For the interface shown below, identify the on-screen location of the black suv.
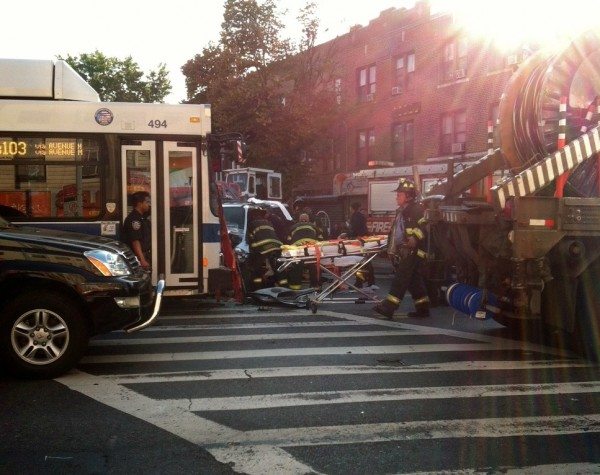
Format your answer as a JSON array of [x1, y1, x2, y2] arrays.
[[0, 214, 163, 379]]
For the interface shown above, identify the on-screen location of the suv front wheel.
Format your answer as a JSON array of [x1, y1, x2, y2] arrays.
[[0, 291, 89, 379]]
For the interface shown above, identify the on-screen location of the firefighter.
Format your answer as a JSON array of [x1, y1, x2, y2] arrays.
[[264, 207, 288, 242], [374, 177, 430, 319], [247, 208, 287, 289], [347, 201, 375, 289], [286, 213, 323, 289]]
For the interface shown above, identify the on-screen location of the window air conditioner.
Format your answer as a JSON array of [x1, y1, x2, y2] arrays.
[[366, 93, 374, 102], [451, 142, 466, 154], [455, 69, 466, 79], [391, 86, 401, 95]]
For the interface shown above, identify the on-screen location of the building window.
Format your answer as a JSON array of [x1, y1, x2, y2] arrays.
[[392, 121, 414, 164], [441, 111, 467, 155], [357, 65, 376, 102], [442, 37, 468, 82], [392, 52, 415, 94], [357, 128, 375, 165]]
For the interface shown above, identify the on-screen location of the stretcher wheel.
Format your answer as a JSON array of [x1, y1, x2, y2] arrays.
[[310, 301, 318, 314]]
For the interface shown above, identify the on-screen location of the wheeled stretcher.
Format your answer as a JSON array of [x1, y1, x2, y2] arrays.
[[277, 235, 387, 313]]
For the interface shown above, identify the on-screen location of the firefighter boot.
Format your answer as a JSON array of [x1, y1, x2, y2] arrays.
[[408, 296, 430, 318], [373, 295, 400, 320]]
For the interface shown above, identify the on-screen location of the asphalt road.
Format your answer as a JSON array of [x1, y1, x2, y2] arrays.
[[1, 270, 599, 474]]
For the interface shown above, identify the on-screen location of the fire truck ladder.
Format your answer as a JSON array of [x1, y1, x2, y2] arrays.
[[492, 125, 600, 208], [425, 149, 505, 201]]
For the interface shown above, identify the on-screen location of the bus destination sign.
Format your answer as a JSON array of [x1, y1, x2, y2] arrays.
[[0, 138, 84, 160]]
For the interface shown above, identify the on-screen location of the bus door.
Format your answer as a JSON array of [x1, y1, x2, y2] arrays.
[[121, 141, 200, 290], [162, 142, 199, 289], [121, 141, 158, 282]]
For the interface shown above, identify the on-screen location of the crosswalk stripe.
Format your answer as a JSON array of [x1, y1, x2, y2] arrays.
[[208, 414, 600, 447], [136, 321, 371, 332], [317, 311, 579, 357], [106, 360, 594, 384], [80, 342, 522, 364], [158, 311, 310, 320], [91, 330, 422, 346], [173, 381, 600, 411], [439, 463, 599, 475]]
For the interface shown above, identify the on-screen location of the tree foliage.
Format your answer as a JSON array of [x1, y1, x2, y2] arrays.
[[182, 0, 343, 198], [61, 51, 171, 103]]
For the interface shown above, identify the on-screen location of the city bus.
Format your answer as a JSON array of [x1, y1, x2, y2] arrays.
[[0, 59, 224, 295]]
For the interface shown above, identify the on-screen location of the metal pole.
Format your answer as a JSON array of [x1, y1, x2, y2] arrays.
[[554, 96, 568, 198]]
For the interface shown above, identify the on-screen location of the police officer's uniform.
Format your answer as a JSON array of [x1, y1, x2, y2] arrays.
[[122, 208, 151, 263]]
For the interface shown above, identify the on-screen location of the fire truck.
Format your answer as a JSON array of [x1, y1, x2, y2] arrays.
[[305, 160, 490, 236], [332, 163, 459, 234], [423, 30, 600, 361], [221, 167, 282, 201]]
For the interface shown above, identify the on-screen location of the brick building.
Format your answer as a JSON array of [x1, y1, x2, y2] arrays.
[[294, 0, 524, 197]]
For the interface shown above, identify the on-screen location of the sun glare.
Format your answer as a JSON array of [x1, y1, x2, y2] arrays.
[[431, 0, 600, 52]]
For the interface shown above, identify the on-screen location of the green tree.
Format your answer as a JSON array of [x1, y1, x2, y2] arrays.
[[182, 0, 343, 199], [61, 51, 171, 103]]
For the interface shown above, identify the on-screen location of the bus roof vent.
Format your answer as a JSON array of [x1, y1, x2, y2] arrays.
[[0, 59, 100, 102]]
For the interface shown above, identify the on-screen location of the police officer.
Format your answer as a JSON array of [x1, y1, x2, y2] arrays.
[[247, 208, 287, 289], [374, 177, 430, 319], [286, 213, 323, 289], [122, 191, 151, 270]]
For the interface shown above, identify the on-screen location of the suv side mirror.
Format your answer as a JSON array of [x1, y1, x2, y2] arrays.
[[229, 232, 242, 247]]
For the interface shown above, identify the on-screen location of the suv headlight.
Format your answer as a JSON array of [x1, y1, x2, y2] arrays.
[[234, 246, 248, 264], [85, 250, 131, 276]]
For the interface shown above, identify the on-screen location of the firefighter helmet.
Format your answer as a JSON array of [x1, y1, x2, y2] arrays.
[[393, 177, 416, 196]]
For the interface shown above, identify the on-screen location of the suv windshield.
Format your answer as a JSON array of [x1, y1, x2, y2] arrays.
[[223, 206, 245, 232]]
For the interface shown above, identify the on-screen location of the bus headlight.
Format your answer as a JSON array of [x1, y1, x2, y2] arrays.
[[85, 250, 131, 276]]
